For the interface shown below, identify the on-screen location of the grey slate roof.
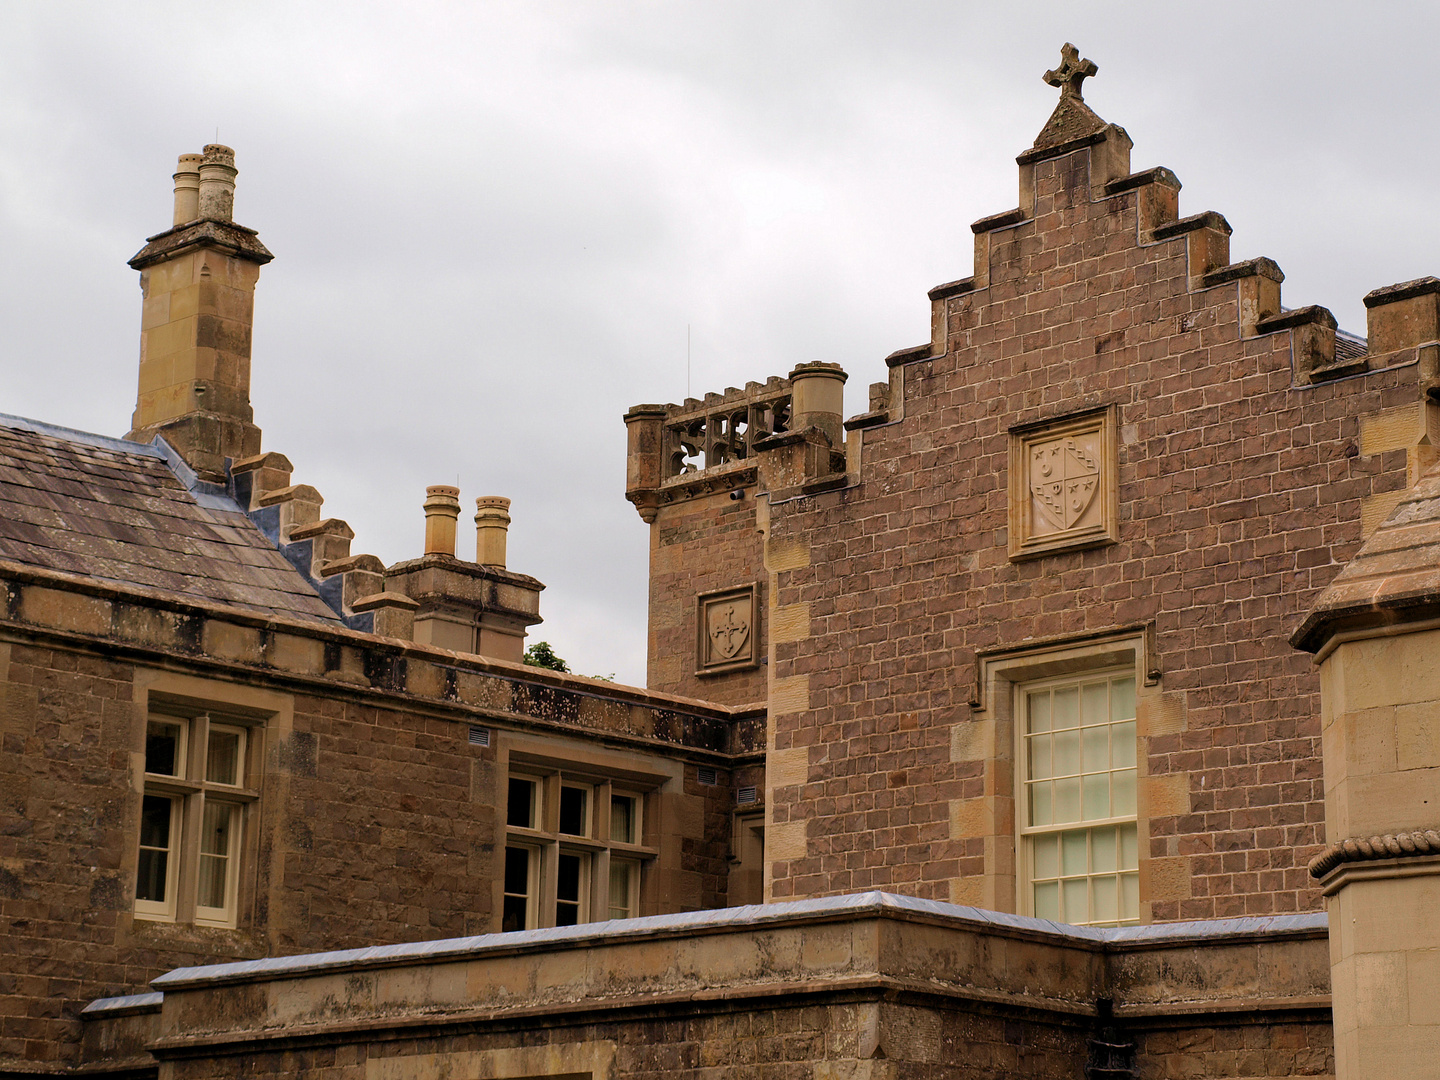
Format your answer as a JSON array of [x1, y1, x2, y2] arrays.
[[0, 415, 340, 624]]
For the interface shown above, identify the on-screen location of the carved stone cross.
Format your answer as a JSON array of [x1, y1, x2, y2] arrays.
[[1044, 43, 1097, 101]]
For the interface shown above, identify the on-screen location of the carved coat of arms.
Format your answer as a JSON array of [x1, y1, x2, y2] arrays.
[[708, 602, 751, 661], [1030, 437, 1100, 532]]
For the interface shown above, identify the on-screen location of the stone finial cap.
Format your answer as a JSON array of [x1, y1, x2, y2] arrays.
[[1029, 44, 1110, 157]]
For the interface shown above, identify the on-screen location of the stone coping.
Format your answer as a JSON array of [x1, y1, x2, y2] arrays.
[[149, 891, 1327, 992], [81, 992, 164, 1017]]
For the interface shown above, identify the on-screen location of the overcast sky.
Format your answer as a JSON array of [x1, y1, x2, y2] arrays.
[[3, 2, 1438, 685]]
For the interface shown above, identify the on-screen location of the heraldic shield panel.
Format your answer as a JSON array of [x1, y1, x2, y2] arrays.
[[1008, 406, 1119, 560], [696, 584, 761, 675]]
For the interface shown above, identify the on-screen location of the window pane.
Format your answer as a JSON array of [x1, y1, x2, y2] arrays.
[[1061, 830, 1088, 877], [610, 795, 635, 844], [503, 846, 530, 895], [1053, 777, 1080, 822], [136, 795, 173, 903], [1052, 729, 1080, 776], [1091, 826, 1117, 873], [507, 778, 535, 828], [1111, 721, 1137, 768], [1082, 773, 1110, 820], [1082, 725, 1108, 772], [1121, 873, 1140, 921], [197, 802, 234, 909], [1029, 781, 1053, 827], [1112, 769, 1137, 817], [502, 895, 528, 933], [1091, 876, 1118, 924], [556, 852, 586, 926], [1052, 687, 1079, 728], [1081, 682, 1107, 728], [1028, 734, 1051, 780], [559, 786, 588, 836], [206, 727, 242, 786], [1119, 823, 1139, 870], [1110, 677, 1136, 722], [1033, 833, 1058, 879], [609, 860, 634, 920], [145, 721, 182, 776], [1027, 691, 1051, 733], [1062, 878, 1088, 922], [1034, 881, 1060, 921]]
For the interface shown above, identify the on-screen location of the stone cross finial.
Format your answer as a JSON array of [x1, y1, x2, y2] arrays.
[[1044, 43, 1097, 101]]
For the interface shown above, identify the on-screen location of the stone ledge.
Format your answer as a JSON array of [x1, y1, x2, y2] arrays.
[[1308, 828, 1440, 878], [927, 277, 976, 302], [1255, 305, 1338, 334], [1152, 210, 1233, 241], [970, 207, 1028, 235], [1200, 256, 1285, 288], [1364, 275, 1440, 308], [1103, 165, 1181, 195], [884, 342, 932, 368]]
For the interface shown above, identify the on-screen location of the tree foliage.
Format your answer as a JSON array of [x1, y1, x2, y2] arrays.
[[523, 640, 569, 673]]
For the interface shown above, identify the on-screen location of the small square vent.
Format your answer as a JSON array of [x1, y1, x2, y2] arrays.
[[468, 726, 491, 746], [698, 766, 718, 786], [737, 786, 758, 805]]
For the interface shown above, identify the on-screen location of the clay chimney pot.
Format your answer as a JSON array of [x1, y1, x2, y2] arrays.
[[474, 496, 512, 568], [423, 485, 462, 556]]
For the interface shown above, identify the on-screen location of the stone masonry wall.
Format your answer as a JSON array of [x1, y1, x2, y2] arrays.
[[757, 136, 1421, 919], [0, 570, 749, 1071], [648, 491, 768, 706]]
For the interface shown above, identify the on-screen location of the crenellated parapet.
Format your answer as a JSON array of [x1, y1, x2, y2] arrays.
[[625, 365, 849, 523]]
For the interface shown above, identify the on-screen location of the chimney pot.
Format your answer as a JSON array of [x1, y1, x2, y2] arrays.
[[423, 485, 462, 556], [474, 497, 512, 568], [172, 154, 203, 226], [197, 144, 237, 222]]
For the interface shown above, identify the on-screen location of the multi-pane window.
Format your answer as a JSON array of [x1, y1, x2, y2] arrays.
[[1020, 672, 1139, 926], [502, 770, 652, 932], [135, 711, 255, 927]]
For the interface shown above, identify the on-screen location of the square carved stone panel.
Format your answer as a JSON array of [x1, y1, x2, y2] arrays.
[[696, 584, 760, 675], [1008, 405, 1119, 560]]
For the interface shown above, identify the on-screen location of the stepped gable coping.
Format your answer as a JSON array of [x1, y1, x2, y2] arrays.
[[927, 276, 976, 302], [1015, 127, 1114, 166], [1151, 210, 1232, 241], [1364, 275, 1440, 308], [1103, 165, 1182, 195], [1200, 257, 1286, 288], [884, 343, 932, 369], [971, 207, 1028, 235], [147, 890, 1328, 990], [1292, 459, 1440, 653], [1256, 305, 1338, 334]]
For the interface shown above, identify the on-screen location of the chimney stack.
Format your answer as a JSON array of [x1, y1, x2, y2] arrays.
[[196, 144, 237, 222], [172, 154, 202, 226], [474, 497, 511, 568], [423, 486, 462, 556], [126, 146, 273, 482]]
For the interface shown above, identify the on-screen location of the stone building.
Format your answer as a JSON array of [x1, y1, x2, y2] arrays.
[[5, 45, 1440, 1080]]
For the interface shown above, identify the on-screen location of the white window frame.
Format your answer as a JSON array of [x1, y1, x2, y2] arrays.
[[135, 711, 258, 929], [502, 767, 656, 931], [1017, 669, 1139, 926]]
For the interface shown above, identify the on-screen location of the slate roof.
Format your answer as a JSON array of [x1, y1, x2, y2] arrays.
[[1292, 459, 1440, 651], [0, 415, 340, 624]]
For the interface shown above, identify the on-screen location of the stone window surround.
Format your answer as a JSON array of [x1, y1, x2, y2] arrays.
[[967, 626, 1157, 924], [501, 744, 667, 932], [130, 671, 292, 932]]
